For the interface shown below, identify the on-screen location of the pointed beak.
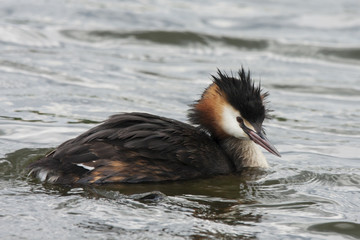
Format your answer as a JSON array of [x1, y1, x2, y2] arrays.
[[247, 130, 281, 157]]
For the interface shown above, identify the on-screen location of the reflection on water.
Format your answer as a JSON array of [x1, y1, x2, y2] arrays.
[[1, 0, 360, 239], [2, 147, 360, 239], [308, 222, 360, 239]]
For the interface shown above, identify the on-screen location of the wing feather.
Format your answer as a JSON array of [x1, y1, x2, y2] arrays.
[[29, 112, 233, 184]]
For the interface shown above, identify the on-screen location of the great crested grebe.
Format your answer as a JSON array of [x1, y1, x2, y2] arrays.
[[28, 68, 281, 185]]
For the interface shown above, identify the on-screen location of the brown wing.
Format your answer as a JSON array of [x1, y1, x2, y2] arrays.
[[29, 112, 234, 184]]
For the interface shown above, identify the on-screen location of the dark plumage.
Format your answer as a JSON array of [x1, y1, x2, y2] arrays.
[[29, 113, 233, 184], [213, 69, 269, 123], [28, 67, 280, 185]]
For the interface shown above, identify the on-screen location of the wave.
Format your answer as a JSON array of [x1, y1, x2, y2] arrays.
[[60, 29, 360, 64]]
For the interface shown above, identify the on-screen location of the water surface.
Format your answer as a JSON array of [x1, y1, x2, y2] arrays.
[[1, 0, 360, 239]]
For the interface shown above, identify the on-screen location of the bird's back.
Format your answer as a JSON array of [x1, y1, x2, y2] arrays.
[[28, 112, 234, 184]]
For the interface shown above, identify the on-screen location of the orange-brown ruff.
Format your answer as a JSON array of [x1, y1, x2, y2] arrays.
[[28, 68, 280, 185]]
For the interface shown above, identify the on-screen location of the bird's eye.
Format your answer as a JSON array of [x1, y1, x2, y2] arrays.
[[237, 117, 250, 131], [236, 116, 243, 124]]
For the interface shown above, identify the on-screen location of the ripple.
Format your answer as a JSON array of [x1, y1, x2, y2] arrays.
[[308, 221, 360, 239], [0, 25, 59, 47], [271, 84, 360, 97], [0, 148, 50, 179], [320, 47, 360, 61], [59, 29, 360, 65], [61, 29, 269, 50], [261, 170, 360, 188], [0, 115, 56, 123]]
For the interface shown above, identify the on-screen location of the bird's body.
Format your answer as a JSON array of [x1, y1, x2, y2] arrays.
[[28, 68, 280, 185]]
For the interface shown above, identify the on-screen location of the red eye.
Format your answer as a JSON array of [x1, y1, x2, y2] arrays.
[[237, 117, 250, 132], [236, 117, 243, 123]]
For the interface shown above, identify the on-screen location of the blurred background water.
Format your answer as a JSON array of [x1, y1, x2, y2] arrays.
[[0, 0, 360, 239]]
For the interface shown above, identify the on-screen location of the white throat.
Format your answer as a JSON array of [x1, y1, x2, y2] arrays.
[[219, 104, 269, 169], [221, 137, 269, 170]]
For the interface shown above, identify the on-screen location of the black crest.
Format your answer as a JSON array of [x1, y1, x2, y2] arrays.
[[213, 68, 270, 125]]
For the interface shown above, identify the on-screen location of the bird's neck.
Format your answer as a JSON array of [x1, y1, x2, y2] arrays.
[[188, 83, 230, 139], [220, 137, 269, 170]]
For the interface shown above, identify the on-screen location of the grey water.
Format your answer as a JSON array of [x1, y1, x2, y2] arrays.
[[1, 0, 360, 239]]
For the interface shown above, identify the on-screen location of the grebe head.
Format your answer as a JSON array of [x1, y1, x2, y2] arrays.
[[188, 68, 281, 157]]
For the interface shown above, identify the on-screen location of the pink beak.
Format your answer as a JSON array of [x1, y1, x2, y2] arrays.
[[247, 130, 281, 157]]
